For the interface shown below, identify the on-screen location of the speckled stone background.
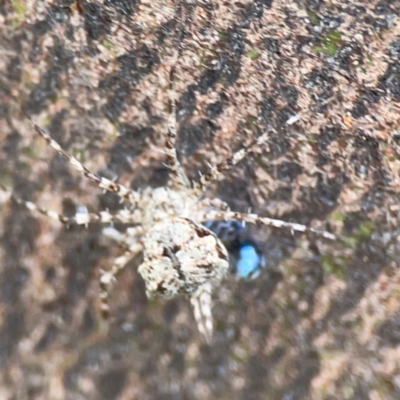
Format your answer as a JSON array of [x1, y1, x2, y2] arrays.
[[1, 1, 400, 399]]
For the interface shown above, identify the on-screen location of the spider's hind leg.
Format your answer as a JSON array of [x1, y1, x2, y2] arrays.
[[99, 242, 143, 319], [190, 282, 214, 343]]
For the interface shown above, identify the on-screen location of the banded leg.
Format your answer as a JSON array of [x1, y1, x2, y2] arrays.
[[99, 242, 143, 319], [30, 119, 141, 205], [196, 210, 336, 240], [197, 197, 230, 212], [102, 226, 144, 249], [166, 68, 190, 189], [192, 131, 271, 196], [190, 282, 213, 343], [8, 192, 142, 225]]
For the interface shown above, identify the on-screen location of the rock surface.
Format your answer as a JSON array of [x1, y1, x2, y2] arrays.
[[1, 1, 400, 399]]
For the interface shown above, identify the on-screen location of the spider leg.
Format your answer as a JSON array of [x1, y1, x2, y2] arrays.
[[103, 225, 144, 249], [165, 67, 190, 189], [30, 119, 141, 205], [197, 197, 230, 211], [190, 282, 214, 343], [7, 191, 141, 225], [99, 242, 143, 319], [193, 130, 270, 195], [196, 210, 336, 240]]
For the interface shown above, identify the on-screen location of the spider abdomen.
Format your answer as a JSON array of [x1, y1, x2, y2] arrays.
[[139, 218, 229, 298]]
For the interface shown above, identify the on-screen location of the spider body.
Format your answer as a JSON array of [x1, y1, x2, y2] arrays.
[[235, 240, 265, 280], [5, 87, 335, 342], [139, 217, 229, 298], [203, 220, 265, 279], [140, 186, 192, 222]]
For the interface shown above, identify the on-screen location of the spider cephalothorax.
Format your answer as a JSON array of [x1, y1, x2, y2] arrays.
[[6, 80, 335, 342]]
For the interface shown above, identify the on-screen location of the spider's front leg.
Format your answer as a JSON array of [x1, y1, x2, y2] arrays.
[[30, 119, 141, 206], [164, 70, 190, 189], [192, 130, 271, 196]]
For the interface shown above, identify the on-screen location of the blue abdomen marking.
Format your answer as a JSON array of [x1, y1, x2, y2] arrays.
[[235, 241, 264, 279], [203, 220, 265, 279]]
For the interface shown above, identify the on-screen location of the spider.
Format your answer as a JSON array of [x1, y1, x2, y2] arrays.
[[203, 219, 265, 279], [6, 82, 335, 342]]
